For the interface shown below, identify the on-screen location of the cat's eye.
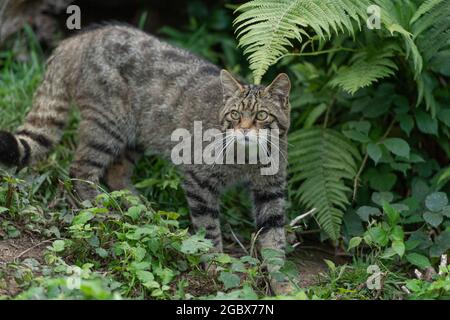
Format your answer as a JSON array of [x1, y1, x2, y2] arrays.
[[230, 110, 241, 120], [256, 111, 268, 121]]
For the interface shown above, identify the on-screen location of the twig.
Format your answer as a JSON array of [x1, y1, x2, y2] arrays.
[[352, 119, 396, 201], [228, 225, 249, 255], [250, 228, 264, 258], [14, 238, 58, 262], [323, 97, 336, 129], [290, 208, 317, 227]]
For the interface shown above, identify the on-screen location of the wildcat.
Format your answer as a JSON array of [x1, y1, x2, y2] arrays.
[[0, 25, 292, 293]]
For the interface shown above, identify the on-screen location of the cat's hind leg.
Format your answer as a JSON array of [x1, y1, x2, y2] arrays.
[[103, 149, 139, 194], [69, 113, 128, 201]]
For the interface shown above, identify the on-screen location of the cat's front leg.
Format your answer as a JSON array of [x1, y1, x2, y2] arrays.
[[183, 170, 223, 253], [252, 187, 294, 295]]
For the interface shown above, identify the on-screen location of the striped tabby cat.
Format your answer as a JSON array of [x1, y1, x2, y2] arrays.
[[0, 25, 292, 293]]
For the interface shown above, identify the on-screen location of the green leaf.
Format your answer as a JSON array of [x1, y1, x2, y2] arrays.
[[423, 211, 444, 228], [323, 259, 336, 271], [425, 192, 448, 212], [397, 114, 414, 136], [390, 226, 404, 241], [406, 253, 431, 269], [416, 111, 438, 135], [180, 234, 212, 254], [368, 226, 389, 247], [367, 143, 382, 164], [126, 205, 145, 221], [441, 206, 450, 218], [50, 240, 66, 253], [348, 237, 362, 251], [72, 210, 94, 226], [382, 138, 410, 158], [371, 192, 394, 206], [383, 203, 400, 226], [392, 240, 405, 257], [219, 272, 241, 290], [356, 206, 381, 222]]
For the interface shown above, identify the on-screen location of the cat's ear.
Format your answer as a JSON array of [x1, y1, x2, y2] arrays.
[[264, 73, 291, 99], [220, 70, 244, 99]]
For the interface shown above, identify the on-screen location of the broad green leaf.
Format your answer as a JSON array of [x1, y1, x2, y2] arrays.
[[368, 226, 389, 246], [425, 192, 448, 212], [390, 225, 404, 241], [72, 210, 94, 225], [383, 203, 400, 226], [371, 192, 394, 206], [392, 240, 405, 257], [367, 143, 382, 164], [219, 272, 240, 290], [348, 237, 362, 251], [423, 211, 444, 227], [416, 111, 438, 135], [382, 138, 410, 158], [406, 253, 431, 269], [51, 240, 66, 252], [356, 206, 381, 222]]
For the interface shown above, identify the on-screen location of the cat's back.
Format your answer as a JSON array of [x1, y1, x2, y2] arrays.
[[55, 24, 220, 90]]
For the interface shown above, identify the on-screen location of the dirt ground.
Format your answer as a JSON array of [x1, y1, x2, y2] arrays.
[[0, 233, 347, 297], [0, 234, 48, 297]]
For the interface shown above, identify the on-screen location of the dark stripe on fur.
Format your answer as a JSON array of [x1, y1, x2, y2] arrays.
[[253, 190, 285, 203], [185, 190, 206, 204], [16, 129, 52, 149], [0, 131, 20, 166], [27, 115, 65, 130], [184, 171, 220, 195], [256, 214, 285, 232], [74, 158, 105, 170], [87, 141, 117, 157], [19, 138, 31, 165], [84, 116, 126, 144], [190, 203, 219, 218]]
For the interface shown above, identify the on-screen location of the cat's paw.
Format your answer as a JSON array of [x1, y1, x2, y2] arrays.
[[270, 279, 295, 296], [201, 261, 218, 276]]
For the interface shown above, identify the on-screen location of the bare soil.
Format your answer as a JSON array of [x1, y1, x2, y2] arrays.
[[0, 234, 47, 297]]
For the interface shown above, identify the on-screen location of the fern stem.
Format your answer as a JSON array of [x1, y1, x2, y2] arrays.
[[323, 97, 336, 128], [352, 118, 396, 201], [276, 47, 358, 63]]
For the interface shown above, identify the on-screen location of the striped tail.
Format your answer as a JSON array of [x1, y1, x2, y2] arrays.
[[0, 61, 70, 167]]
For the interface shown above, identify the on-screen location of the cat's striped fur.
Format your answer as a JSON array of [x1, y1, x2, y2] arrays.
[[0, 25, 291, 291]]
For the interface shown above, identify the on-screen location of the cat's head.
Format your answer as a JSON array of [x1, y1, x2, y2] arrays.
[[219, 70, 290, 146]]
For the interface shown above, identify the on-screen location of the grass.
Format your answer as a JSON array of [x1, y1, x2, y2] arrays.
[[0, 31, 449, 300]]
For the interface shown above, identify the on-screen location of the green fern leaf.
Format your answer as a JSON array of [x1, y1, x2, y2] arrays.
[[330, 45, 398, 95], [289, 128, 361, 240], [410, 0, 445, 24], [234, 0, 370, 84]]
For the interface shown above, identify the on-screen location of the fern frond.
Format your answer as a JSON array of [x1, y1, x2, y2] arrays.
[[374, 0, 423, 78], [410, 0, 445, 24], [288, 128, 361, 240], [412, 0, 450, 63], [234, 0, 370, 84], [330, 45, 398, 95]]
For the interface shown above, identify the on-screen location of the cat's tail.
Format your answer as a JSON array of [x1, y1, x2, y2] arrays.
[[0, 55, 71, 168]]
